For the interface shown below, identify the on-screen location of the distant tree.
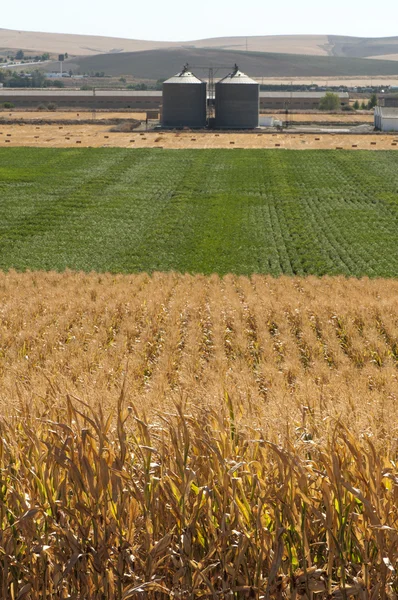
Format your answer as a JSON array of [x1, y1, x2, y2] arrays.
[[319, 92, 341, 111], [368, 93, 378, 109], [5, 74, 30, 87], [41, 53, 50, 61], [353, 100, 360, 110], [3, 102, 14, 109], [126, 82, 148, 90], [119, 76, 126, 83], [65, 52, 68, 59], [31, 70, 46, 87], [361, 101, 367, 110], [15, 50, 24, 60]]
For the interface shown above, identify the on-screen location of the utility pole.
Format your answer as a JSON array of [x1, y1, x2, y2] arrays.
[[92, 87, 96, 120], [207, 67, 215, 123]]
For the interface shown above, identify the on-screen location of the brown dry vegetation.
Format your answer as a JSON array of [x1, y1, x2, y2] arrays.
[[1, 271, 398, 598]]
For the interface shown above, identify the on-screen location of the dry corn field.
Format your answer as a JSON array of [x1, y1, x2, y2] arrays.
[[1, 271, 398, 599]]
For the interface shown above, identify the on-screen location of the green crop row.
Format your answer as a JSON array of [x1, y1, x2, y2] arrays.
[[0, 148, 397, 276]]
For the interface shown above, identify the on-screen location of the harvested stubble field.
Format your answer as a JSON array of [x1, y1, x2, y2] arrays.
[[268, 113, 374, 124], [1, 148, 398, 276], [0, 271, 398, 598], [0, 111, 373, 124], [0, 125, 397, 150], [0, 110, 146, 121]]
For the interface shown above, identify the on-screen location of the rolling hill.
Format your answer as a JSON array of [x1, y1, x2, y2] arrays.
[[52, 47, 398, 80], [2, 28, 398, 60]]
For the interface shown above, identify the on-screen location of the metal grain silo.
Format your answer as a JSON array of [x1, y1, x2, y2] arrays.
[[215, 65, 259, 129], [162, 65, 207, 128]]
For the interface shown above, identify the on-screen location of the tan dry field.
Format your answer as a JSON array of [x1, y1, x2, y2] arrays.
[[1, 123, 397, 149], [259, 76, 398, 85], [280, 112, 373, 123], [0, 110, 147, 121], [1, 274, 398, 598], [372, 53, 398, 61], [0, 110, 373, 124], [0, 30, 332, 57], [3, 29, 398, 61], [0, 28, 174, 56]]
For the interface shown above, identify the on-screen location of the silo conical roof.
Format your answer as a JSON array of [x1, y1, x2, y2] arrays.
[[217, 64, 258, 85], [162, 64, 207, 128], [164, 65, 204, 85]]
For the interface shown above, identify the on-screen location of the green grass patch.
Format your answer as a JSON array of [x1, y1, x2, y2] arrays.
[[1, 147, 398, 276]]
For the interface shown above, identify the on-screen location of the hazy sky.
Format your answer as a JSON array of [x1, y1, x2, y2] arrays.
[[3, 0, 398, 41]]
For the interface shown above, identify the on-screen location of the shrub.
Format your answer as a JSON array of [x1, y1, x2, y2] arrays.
[[109, 120, 141, 132], [3, 102, 14, 109], [319, 92, 341, 111]]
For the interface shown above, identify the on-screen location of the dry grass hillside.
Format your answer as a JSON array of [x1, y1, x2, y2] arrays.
[[2, 28, 398, 59], [0, 271, 398, 598], [0, 28, 174, 56]]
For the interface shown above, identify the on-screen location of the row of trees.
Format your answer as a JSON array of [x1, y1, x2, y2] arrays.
[[0, 70, 64, 88], [14, 50, 69, 61], [352, 95, 377, 110], [318, 92, 378, 111], [0, 52, 51, 63]]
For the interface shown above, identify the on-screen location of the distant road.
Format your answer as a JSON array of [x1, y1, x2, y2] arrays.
[[0, 60, 49, 69]]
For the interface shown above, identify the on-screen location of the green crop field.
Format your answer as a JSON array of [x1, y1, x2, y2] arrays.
[[1, 147, 398, 276]]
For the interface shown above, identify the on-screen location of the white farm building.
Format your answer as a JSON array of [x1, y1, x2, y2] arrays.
[[374, 106, 398, 132]]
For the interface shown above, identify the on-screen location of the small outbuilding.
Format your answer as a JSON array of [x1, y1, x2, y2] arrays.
[[378, 94, 398, 108], [374, 106, 398, 132]]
